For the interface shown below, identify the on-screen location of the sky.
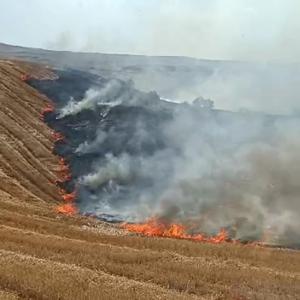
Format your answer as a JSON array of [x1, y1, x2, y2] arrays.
[[0, 0, 299, 62]]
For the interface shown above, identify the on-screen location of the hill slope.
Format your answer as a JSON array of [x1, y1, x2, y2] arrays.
[[0, 60, 299, 300], [1, 42, 300, 114]]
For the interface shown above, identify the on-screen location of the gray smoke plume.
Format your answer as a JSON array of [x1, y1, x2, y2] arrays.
[[63, 82, 300, 246], [58, 79, 125, 118]]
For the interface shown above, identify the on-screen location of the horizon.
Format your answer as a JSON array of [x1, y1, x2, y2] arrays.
[[1, 0, 300, 63], [1, 41, 300, 65]]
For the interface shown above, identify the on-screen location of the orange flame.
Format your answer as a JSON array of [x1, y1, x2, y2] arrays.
[[56, 203, 77, 216], [51, 131, 65, 142], [61, 191, 76, 202], [56, 158, 72, 181], [40, 104, 54, 121], [121, 218, 228, 244], [40, 101, 78, 217], [42, 104, 54, 114], [57, 164, 69, 173]]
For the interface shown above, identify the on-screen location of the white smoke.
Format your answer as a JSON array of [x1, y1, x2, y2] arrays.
[[75, 129, 107, 154], [76, 102, 300, 244], [58, 79, 124, 118], [81, 153, 134, 189], [52, 70, 300, 245]]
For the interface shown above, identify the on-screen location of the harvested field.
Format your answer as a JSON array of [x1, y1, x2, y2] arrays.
[[0, 59, 299, 300]]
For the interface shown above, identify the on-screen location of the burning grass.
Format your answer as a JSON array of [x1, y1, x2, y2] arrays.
[[51, 131, 65, 143], [0, 193, 299, 299], [0, 222, 299, 299], [55, 203, 78, 215], [41, 103, 54, 116], [40, 103, 78, 217], [122, 218, 228, 244]]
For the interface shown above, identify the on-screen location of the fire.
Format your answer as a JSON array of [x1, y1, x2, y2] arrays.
[[56, 203, 77, 216], [43, 104, 54, 114], [56, 156, 77, 213], [57, 158, 72, 181], [56, 189, 77, 215], [61, 191, 76, 202], [59, 157, 67, 166], [39, 101, 78, 217], [21, 74, 31, 81], [40, 104, 54, 120], [121, 218, 228, 244], [51, 131, 65, 142], [58, 164, 70, 173]]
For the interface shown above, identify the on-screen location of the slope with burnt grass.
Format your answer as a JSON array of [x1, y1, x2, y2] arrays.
[[0, 59, 299, 300]]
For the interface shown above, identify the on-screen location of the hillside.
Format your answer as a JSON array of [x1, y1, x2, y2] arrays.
[[0, 59, 299, 299], [1, 42, 300, 114]]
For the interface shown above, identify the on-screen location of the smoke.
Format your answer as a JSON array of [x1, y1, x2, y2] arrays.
[[76, 129, 107, 154], [3, 1, 300, 114], [58, 79, 300, 245], [58, 77, 164, 119], [42, 1, 299, 115], [152, 111, 300, 243], [128, 61, 300, 114], [58, 79, 125, 118], [27, 65, 298, 247]]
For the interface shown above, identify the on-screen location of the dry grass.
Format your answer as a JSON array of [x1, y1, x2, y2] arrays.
[[0, 250, 195, 300], [0, 59, 299, 299], [0, 209, 299, 299], [0, 290, 19, 300]]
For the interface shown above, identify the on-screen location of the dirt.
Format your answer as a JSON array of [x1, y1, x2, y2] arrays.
[[0, 59, 299, 300]]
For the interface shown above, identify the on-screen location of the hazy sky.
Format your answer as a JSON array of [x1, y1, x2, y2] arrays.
[[0, 0, 299, 62]]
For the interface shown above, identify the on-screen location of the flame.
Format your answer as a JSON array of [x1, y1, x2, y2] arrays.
[[51, 131, 65, 142], [56, 189, 77, 215], [43, 104, 54, 114], [59, 157, 67, 166], [56, 156, 77, 211], [61, 191, 76, 202], [57, 158, 72, 181], [121, 218, 228, 244], [39, 102, 78, 217], [56, 203, 77, 215], [40, 104, 54, 120], [21, 74, 31, 81]]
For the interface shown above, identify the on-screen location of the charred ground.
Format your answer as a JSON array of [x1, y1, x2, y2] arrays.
[[28, 68, 300, 249]]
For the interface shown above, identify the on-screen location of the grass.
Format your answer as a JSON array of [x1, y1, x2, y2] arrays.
[[0, 221, 299, 299], [0, 250, 193, 300]]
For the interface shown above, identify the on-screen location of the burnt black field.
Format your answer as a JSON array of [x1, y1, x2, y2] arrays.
[[29, 69, 176, 220], [28, 69, 300, 247], [28, 69, 256, 217]]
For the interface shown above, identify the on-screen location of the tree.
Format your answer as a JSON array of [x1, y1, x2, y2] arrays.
[[192, 97, 214, 110]]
